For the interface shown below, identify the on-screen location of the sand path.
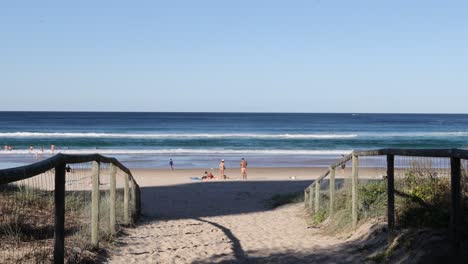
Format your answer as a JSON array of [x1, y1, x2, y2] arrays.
[[107, 170, 372, 263]]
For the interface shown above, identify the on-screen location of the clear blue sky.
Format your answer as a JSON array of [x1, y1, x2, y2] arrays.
[[1, 1, 467, 113]]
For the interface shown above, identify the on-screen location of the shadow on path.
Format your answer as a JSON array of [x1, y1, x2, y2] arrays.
[[195, 218, 248, 263], [139, 180, 311, 220]]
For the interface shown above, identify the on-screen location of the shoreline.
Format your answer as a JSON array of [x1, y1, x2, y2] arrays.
[[129, 167, 386, 188], [0, 154, 374, 170]]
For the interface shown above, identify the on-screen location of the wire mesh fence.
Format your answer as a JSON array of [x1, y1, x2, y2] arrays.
[[307, 155, 388, 232], [0, 170, 55, 263], [64, 162, 93, 263], [461, 159, 468, 239], [115, 168, 127, 227], [305, 159, 353, 229], [305, 150, 467, 246], [0, 155, 140, 263], [393, 156, 451, 229], [357, 155, 387, 222]]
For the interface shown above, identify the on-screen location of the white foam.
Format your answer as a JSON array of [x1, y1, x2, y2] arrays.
[[362, 132, 468, 137], [0, 132, 358, 139], [2, 131, 466, 139], [0, 148, 352, 156]]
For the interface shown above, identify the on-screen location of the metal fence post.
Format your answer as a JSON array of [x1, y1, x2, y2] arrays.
[[450, 157, 462, 250], [387, 154, 395, 241], [109, 164, 117, 233], [352, 154, 359, 228], [329, 167, 335, 215], [54, 163, 66, 264], [91, 161, 100, 248]]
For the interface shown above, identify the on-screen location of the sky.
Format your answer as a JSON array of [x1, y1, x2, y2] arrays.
[[0, 1, 467, 113]]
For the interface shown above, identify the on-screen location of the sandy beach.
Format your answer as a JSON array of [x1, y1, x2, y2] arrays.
[[106, 167, 385, 263]]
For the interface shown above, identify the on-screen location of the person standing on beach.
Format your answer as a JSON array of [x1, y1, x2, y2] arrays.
[[219, 159, 226, 179], [169, 159, 174, 170], [240, 158, 248, 180]]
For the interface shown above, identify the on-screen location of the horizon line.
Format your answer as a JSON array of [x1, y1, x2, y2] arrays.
[[0, 110, 467, 115]]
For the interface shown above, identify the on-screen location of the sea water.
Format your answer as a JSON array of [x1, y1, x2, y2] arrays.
[[0, 112, 468, 168]]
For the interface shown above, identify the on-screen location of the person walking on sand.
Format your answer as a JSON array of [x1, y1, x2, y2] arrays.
[[219, 159, 226, 179], [240, 158, 248, 180], [169, 159, 174, 170]]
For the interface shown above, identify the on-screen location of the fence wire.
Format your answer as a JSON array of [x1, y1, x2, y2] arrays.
[[98, 162, 111, 243], [1, 160, 138, 263], [0, 170, 55, 263], [307, 155, 457, 233], [115, 168, 126, 227], [63, 161, 94, 263], [394, 156, 451, 229], [307, 159, 356, 231], [357, 155, 387, 221], [461, 159, 468, 239]]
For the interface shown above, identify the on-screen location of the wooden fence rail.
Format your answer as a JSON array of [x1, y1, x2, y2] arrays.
[[304, 148, 466, 247], [0, 153, 141, 264]]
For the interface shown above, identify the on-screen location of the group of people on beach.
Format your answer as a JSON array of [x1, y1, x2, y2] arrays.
[[3, 145, 14, 151], [172, 157, 249, 180], [28, 144, 56, 154], [3, 144, 56, 154], [203, 158, 248, 180], [3, 144, 57, 161]]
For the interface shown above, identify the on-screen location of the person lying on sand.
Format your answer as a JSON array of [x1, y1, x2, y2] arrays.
[[202, 171, 216, 180]]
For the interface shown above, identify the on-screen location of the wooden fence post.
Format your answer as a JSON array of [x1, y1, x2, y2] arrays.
[[450, 157, 462, 250], [130, 179, 137, 221], [54, 163, 66, 264], [109, 164, 117, 234], [352, 154, 359, 228], [124, 173, 130, 225], [91, 161, 100, 248], [304, 189, 309, 207], [309, 184, 314, 211], [329, 167, 335, 215], [387, 155, 395, 241], [135, 183, 141, 218], [315, 179, 320, 212]]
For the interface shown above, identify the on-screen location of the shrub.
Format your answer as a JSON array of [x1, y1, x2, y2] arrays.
[[312, 210, 328, 225], [396, 166, 451, 228], [358, 180, 387, 219]]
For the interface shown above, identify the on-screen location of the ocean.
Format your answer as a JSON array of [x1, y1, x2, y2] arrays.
[[1, 112, 468, 169]]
